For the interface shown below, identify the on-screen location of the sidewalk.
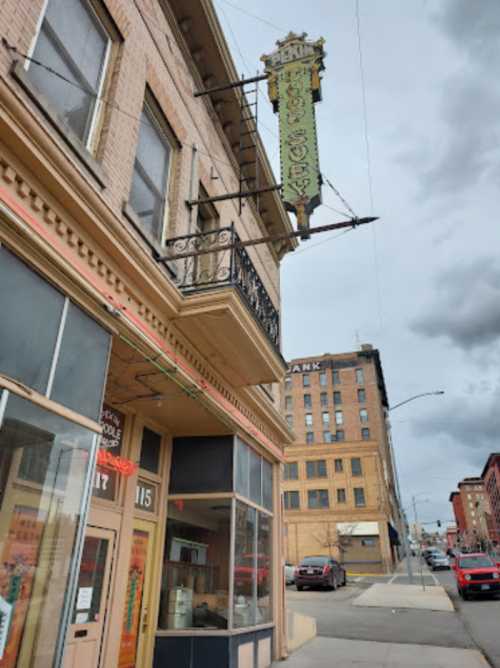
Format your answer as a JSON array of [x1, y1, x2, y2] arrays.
[[275, 636, 489, 667]]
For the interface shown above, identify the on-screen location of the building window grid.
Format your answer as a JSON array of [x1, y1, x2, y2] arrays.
[[354, 487, 366, 507], [306, 460, 327, 479], [283, 462, 298, 480], [284, 491, 300, 510], [351, 458, 363, 476], [308, 489, 329, 509]]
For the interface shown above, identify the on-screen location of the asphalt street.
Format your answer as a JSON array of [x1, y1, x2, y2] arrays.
[[286, 559, 500, 667], [433, 567, 500, 668]]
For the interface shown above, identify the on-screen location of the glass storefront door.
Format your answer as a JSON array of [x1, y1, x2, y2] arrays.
[[63, 527, 115, 668], [0, 391, 97, 668]]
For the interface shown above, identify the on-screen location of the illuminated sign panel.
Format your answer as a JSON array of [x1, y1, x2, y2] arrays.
[[262, 32, 325, 237]]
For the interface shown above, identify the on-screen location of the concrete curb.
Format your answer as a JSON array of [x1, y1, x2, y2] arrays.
[[353, 583, 454, 612]]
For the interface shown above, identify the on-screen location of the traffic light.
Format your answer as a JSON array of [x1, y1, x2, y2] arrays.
[[437, 520, 441, 528]]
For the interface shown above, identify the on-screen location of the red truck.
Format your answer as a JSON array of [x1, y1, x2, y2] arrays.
[[453, 552, 500, 600]]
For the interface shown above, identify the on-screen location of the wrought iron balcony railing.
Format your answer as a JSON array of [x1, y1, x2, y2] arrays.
[[164, 225, 280, 351]]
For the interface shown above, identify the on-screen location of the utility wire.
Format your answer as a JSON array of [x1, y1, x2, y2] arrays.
[[355, 0, 383, 331], [323, 175, 357, 218], [0, 36, 238, 171], [217, 0, 285, 33]]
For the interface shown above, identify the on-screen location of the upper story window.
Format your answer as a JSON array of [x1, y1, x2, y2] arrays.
[[286, 414, 293, 428], [361, 428, 370, 440], [332, 369, 340, 385], [354, 487, 366, 507], [359, 408, 369, 423], [284, 491, 300, 510], [322, 412, 330, 425], [306, 460, 327, 479], [355, 368, 364, 384], [28, 0, 112, 148], [308, 489, 329, 509], [335, 429, 345, 441], [306, 431, 314, 445], [304, 394, 312, 409], [323, 430, 332, 443], [303, 373, 310, 387], [319, 371, 327, 386], [305, 413, 313, 427], [129, 99, 175, 243], [333, 391, 342, 405], [351, 458, 363, 476], [358, 389, 366, 403], [285, 396, 293, 411], [320, 392, 328, 407], [335, 410, 343, 425], [283, 462, 298, 480], [334, 458, 343, 473], [285, 376, 292, 391]]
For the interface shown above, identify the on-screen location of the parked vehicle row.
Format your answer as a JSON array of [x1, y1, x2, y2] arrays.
[[422, 548, 451, 571], [284, 556, 347, 590]]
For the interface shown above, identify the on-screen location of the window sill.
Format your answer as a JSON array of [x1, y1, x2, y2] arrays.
[[155, 622, 275, 637], [122, 202, 176, 279], [11, 61, 106, 189]]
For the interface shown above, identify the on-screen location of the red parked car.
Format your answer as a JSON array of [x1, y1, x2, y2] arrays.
[[453, 552, 500, 600]]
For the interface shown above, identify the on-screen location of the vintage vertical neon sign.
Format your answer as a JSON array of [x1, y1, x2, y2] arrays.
[[261, 33, 325, 238]]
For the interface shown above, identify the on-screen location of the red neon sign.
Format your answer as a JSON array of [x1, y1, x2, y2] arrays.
[[97, 449, 137, 477]]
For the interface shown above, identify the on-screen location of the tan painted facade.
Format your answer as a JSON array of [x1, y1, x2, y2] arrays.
[[0, 2, 295, 667], [281, 348, 402, 574]]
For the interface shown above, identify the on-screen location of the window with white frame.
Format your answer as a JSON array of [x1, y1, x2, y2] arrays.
[[335, 410, 343, 425], [322, 412, 330, 425], [305, 413, 313, 427], [28, 0, 112, 147], [359, 408, 369, 423], [129, 100, 174, 243], [319, 371, 327, 386], [355, 368, 364, 384]]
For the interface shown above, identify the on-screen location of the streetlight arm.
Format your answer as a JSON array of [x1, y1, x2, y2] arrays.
[[389, 391, 444, 412]]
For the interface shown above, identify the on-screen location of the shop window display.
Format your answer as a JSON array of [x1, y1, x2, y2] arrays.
[[160, 436, 275, 634], [158, 499, 230, 630]]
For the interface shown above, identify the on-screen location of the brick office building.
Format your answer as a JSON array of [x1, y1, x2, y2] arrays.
[[281, 346, 402, 574], [450, 478, 495, 550], [0, 1, 296, 667], [449, 491, 467, 537], [482, 454, 500, 545]]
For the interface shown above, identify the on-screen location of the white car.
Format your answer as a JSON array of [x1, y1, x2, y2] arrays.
[[284, 562, 296, 585]]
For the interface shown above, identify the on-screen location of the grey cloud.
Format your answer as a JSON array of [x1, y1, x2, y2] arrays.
[[410, 388, 500, 468], [435, 0, 500, 70], [410, 1, 500, 197], [411, 256, 500, 350]]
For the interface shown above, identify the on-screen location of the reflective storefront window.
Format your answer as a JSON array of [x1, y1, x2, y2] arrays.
[[158, 499, 231, 630], [161, 437, 275, 635], [0, 392, 96, 668]]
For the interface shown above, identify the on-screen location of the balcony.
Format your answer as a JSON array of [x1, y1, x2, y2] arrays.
[[164, 225, 285, 386]]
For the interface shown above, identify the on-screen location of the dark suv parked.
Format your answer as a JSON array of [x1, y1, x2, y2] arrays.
[[295, 556, 346, 591]]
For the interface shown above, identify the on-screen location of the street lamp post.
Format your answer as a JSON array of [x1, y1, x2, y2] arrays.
[[388, 390, 444, 585]]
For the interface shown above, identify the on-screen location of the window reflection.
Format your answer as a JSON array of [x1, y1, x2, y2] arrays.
[[158, 499, 230, 630], [0, 393, 95, 667]]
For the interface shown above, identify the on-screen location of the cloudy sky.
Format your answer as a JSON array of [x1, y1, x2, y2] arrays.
[[214, 0, 500, 529]]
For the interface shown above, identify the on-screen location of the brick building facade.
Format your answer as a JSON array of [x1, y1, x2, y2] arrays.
[[0, 1, 295, 667], [281, 346, 402, 574], [482, 454, 500, 545]]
